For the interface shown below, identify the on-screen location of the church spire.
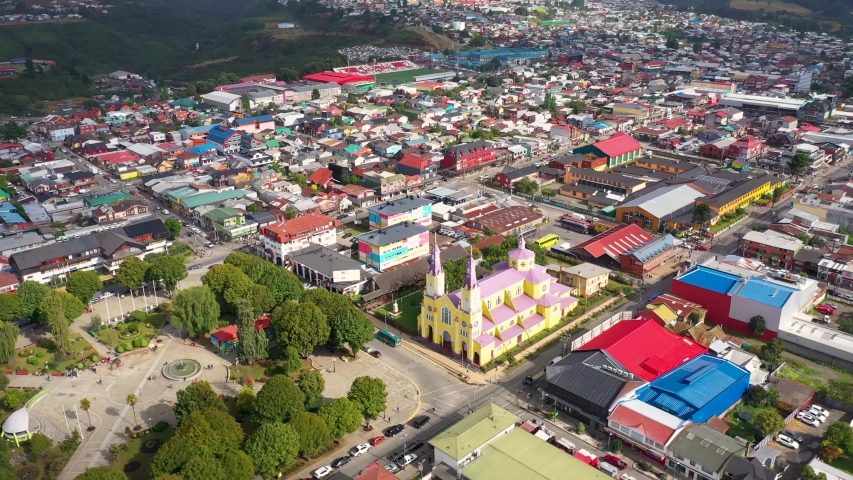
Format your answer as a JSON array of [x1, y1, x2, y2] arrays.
[[464, 252, 478, 289], [428, 236, 443, 275]]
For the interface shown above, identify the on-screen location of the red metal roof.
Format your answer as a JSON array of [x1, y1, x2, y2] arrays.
[[302, 72, 374, 84], [212, 325, 238, 343], [308, 168, 334, 187], [578, 319, 707, 381], [591, 132, 642, 158], [609, 403, 677, 445], [569, 224, 654, 260]]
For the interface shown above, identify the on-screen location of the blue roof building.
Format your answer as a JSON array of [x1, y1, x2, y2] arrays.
[[635, 355, 749, 423], [675, 266, 741, 295]]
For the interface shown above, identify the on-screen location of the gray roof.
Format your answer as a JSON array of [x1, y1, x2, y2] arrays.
[[356, 223, 430, 247], [545, 350, 645, 411], [619, 185, 705, 219], [11, 236, 101, 270], [289, 244, 368, 283], [724, 456, 778, 480], [0, 232, 46, 253], [563, 263, 611, 279], [368, 197, 433, 217], [669, 425, 746, 474], [704, 175, 775, 208]]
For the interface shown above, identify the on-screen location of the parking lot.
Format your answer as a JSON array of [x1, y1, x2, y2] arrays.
[[812, 296, 853, 330], [767, 406, 846, 467]]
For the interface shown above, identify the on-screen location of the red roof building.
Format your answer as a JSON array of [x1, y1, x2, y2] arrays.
[[302, 72, 374, 84], [98, 151, 142, 166], [577, 319, 707, 381], [308, 168, 334, 189], [573, 132, 642, 168], [609, 401, 680, 449], [568, 224, 655, 262], [260, 212, 339, 265]]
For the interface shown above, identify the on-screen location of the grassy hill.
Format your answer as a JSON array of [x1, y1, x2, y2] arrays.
[[388, 26, 456, 52]]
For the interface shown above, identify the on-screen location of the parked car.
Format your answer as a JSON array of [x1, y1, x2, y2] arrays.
[[817, 305, 836, 314], [603, 455, 628, 470], [189, 264, 202, 270], [370, 436, 386, 446], [384, 463, 400, 474], [797, 411, 820, 427], [331, 456, 352, 468], [398, 453, 419, 467], [343, 232, 353, 239], [696, 245, 710, 251], [384, 424, 405, 437], [807, 407, 828, 422], [349, 443, 371, 457], [776, 434, 800, 449], [823, 303, 839, 309], [312, 466, 333, 479], [388, 449, 405, 462], [781, 429, 804, 443], [843, 293, 853, 301], [413, 415, 431, 429]]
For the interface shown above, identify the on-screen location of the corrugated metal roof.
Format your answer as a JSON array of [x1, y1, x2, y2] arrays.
[[734, 277, 795, 308], [619, 185, 705, 219], [676, 266, 741, 295]]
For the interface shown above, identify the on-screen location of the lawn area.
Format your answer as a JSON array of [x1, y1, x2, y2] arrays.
[[374, 291, 423, 332], [776, 360, 825, 390], [725, 404, 784, 443], [346, 223, 369, 236], [95, 313, 168, 349], [111, 425, 176, 480], [374, 67, 440, 84], [7, 334, 99, 373], [830, 456, 853, 475], [711, 212, 747, 233]]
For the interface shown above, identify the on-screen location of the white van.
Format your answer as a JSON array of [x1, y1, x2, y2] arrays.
[[599, 463, 619, 478], [162, 209, 170, 215]]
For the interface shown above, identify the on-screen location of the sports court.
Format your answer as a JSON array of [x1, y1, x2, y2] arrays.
[[374, 67, 438, 84]]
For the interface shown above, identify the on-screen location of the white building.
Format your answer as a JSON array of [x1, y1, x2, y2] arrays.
[[259, 212, 338, 265], [200, 91, 243, 112]]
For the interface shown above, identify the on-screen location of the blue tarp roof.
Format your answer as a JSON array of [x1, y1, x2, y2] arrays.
[[0, 212, 26, 224], [677, 266, 741, 295]]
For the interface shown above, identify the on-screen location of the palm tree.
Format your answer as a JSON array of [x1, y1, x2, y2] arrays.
[[126, 393, 139, 429], [80, 398, 93, 430]]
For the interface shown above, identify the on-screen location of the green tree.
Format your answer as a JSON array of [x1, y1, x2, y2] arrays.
[[311, 89, 320, 100], [347, 376, 387, 427], [754, 409, 784, 436], [36, 290, 84, 324], [298, 370, 326, 410], [5, 388, 26, 409], [244, 422, 300, 478], [0, 372, 8, 390], [822, 444, 844, 462], [173, 380, 227, 421], [74, 467, 129, 480], [270, 301, 330, 356], [839, 316, 853, 334], [114, 257, 149, 290], [666, 37, 679, 49], [318, 397, 362, 439], [126, 393, 139, 428], [241, 94, 252, 112], [179, 456, 224, 480], [237, 300, 268, 365], [236, 386, 256, 414], [80, 397, 93, 428], [692, 42, 702, 54], [164, 218, 182, 240], [29, 432, 52, 457], [0, 121, 28, 141], [749, 315, 766, 338], [771, 186, 786, 204], [471, 35, 487, 47], [247, 203, 259, 213], [788, 152, 811, 179], [758, 339, 785, 372], [244, 284, 275, 317], [16, 281, 49, 320], [0, 322, 19, 364], [609, 438, 623, 453], [146, 256, 187, 292], [289, 411, 332, 458], [824, 421, 853, 451], [0, 293, 20, 323], [766, 387, 781, 407], [284, 205, 299, 219], [300, 289, 372, 354], [65, 270, 103, 304], [40, 292, 71, 353], [221, 450, 255, 480], [802, 465, 829, 480], [171, 286, 220, 339], [254, 375, 305, 423], [203, 264, 250, 298], [283, 346, 303, 374], [687, 311, 702, 324], [691, 203, 714, 227]]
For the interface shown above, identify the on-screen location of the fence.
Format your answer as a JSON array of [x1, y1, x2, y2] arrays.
[[753, 406, 800, 450], [514, 192, 617, 221], [570, 310, 634, 351], [816, 393, 853, 414]]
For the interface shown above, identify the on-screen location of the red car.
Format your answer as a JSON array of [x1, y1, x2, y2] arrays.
[[370, 436, 385, 446], [696, 245, 710, 251], [817, 305, 835, 314], [103, 174, 111, 179], [602, 454, 628, 470]]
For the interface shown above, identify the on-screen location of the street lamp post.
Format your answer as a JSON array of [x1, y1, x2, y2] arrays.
[[141, 283, 148, 310]]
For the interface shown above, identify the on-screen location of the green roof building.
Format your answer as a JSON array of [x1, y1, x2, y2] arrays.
[[667, 424, 747, 480], [430, 403, 612, 480], [84, 191, 133, 208], [179, 189, 247, 211], [203, 207, 257, 240]]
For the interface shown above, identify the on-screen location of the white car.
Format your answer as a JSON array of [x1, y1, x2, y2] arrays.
[[797, 411, 820, 427], [776, 434, 799, 449], [810, 405, 830, 417], [349, 443, 371, 457], [78, 188, 89, 193], [398, 453, 419, 467], [67, 192, 79, 197], [384, 463, 400, 474], [312, 466, 333, 479], [101, 292, 114, 299], [808, 407, 828, 422]]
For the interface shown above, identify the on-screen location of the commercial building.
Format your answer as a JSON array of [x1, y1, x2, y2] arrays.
[[360, 171, 406, 200], [695, 175, 780, 219], [563, 168, 647, 195], [718, 94, 807, 119], [368, 197, 432, 229], [572, 132, 643, 168], [10, 219, 170, 284], [441, 141, 498, 172], [428, 403, 611, 480], [667, 424, 747, 480], [202, 207, 257, 241], [260, 212, 339, 265], [287, 244, 372, 295], [620, 234, 678, 277], [200, 91, 242, 112], [616, 185, 706, 232], [671, 263, 820, 340], [548, 263, 611, 297], [417, 237, 577, 365], [463, 206, 543, 236], [739, 230, 803, 270], [355, 222, 430, 272], [568, 224, 655, 263]]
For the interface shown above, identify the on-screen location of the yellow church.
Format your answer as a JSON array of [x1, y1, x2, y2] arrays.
[[418, 237, 579, 366]]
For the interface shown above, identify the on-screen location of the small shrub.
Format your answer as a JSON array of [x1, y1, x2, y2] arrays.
[[122, 343, 133, 351], [638, 462, 653, 472], [91, 354, 99, 362], [137, 338, 148, 347], [132, 338, 142, 348], [76, 363, 83, 370], [152, 421, 168, 433], [130, 310, 147, 322], [116, 346, 124, 353], [35, 352, 45, 358], [27, 356, 40, 366], [577, 423, 586, 434]]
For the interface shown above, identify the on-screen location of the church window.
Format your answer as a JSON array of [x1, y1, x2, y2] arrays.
[[441, 307, 452, 326]]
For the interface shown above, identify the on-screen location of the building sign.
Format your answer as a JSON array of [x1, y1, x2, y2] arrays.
[[333, 269, 361, 283]]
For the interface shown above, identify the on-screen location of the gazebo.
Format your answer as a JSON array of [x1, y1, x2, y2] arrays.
[[3, 389, 49, 446]]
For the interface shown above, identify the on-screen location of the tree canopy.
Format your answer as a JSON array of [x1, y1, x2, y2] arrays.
[[347, 376, 387, 427], [749, 315, 766, 338], [270, 301, 330, 356], [65, 270, 103, 304], [300, 289, 373, 354], [691, 203, 714, 227], [0, 293, 20, 322], [146, 256, 188, 292], [16, 281, 49, 320], [171, 286, 220, 339], [173, 380, 227, 421], [164, 218, 182, 239], [244, 422, 300, 479], [318, 397, 362, 439], [298, 370, 325, 410], [114, 257, 149, 290], [75, 467, 130, 480], [254, 375, 305, 424], [37, 290, 84, 324], [289, 412, 333, 458], [0, 322, 19, 364], [789, 152, 811, 178]]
